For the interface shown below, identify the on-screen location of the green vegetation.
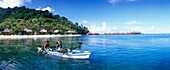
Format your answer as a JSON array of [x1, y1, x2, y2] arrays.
[[0, 6, 89, 35]]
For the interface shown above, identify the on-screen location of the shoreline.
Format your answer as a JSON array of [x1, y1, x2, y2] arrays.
[[0, 34, 82, 38]]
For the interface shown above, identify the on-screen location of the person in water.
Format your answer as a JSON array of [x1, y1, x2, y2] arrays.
[[56, 41, 64, 51], [44, 41, 51, 51]]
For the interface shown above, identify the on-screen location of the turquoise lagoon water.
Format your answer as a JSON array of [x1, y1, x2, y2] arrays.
[[0, 34, 170, 70]]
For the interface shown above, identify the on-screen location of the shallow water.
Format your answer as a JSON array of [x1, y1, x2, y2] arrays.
[[0, 34, 170, 70]]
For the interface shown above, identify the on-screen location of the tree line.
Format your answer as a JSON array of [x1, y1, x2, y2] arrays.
[[0, 6, 89, 35]]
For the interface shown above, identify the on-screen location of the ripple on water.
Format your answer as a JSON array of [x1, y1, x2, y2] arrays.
[[0, 35, 170, 69]]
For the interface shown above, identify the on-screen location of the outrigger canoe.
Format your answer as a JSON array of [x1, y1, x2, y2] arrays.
[[37, 47, 91, 59]]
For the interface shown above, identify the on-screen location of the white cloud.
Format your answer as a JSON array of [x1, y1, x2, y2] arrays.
[[78, 20, 88, 25], [132, 27, 144, 32], [89, 22, 114, 33], [82, 20, 88, 24], [36, 7, 41, 10], [42, 7, 55, 12], [90, 24, 100, 32], [108, 0, 137, 6], [151, 26, 155, 30], [108, 0, 119, 6], [36, 7, 55, 12], [78, 22, 82, 25], [126, 21, 143, 24], [0, 0, 31, 8], [101, 22, 106, 31], [112, 27, 117, 29], [132, 26, 160, 33]]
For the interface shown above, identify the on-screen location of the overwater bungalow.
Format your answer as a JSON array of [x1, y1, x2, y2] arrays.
[[122, 33, 125, 35], [87, 33, 93, 35], [112, 33, 116, 34], [125, 32, 142, 34], [109, 32, 142, 35], [93, 33, 99, 35], [108, 33, 112, 35]]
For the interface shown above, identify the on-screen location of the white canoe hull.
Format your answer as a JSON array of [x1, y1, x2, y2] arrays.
[[37, 47, 91, 59]]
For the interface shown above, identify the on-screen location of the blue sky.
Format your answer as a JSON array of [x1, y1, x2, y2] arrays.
[[0, 0, 170, 33]]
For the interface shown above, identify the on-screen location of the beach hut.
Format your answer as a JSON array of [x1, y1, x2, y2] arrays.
[[26, 29, 32, 35], [23, 28, 32, 35], [34, 32, 37, 35], [67, 30, 76, 33], [26, 29, 32, 33], [2, 29, 10, 35], [54, 30, 59, 33], [40, 29, 47, 34], [40, 29, 47, 33], [24, 28, 32, 32], [53, 30, 59, 34], [2, 29, 10, 33], [24, 28, 28, 31], [67, 30, 76, 34]]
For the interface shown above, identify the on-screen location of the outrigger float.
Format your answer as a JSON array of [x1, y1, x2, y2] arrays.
[[37, 47, 91, 59]]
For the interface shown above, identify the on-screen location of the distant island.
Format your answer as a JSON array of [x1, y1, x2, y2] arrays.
[[0, 6, 89, 35]]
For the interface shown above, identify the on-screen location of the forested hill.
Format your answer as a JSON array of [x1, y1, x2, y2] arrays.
[[0, 6, 89, 35]]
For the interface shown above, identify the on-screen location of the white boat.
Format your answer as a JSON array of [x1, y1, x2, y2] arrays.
[[37, 47, 91, 59]]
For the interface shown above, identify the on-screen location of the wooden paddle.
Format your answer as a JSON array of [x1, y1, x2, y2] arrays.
[[39, 50, 44, 55]]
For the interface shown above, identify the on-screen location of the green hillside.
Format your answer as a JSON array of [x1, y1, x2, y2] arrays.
[[0, 6, 89, 35]]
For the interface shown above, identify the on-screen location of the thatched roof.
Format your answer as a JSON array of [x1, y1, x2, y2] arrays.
[[24, 28, 28, 31], [2, 29, 10, 33], [24, 28, 32, 32], [40, 29, 47, 32], [26, 29, 32, 32], [67, 30, 76, 33], [54, 30, 59, 33]]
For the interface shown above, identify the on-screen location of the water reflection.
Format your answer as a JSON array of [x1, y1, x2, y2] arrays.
[[1, 35, 170, 69], [0, 60, 23, 70], [0, 37, 90, 70], [45, 54, 90, 65]]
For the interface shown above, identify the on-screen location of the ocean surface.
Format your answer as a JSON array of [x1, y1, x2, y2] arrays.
[[0, 34, 170, 70]]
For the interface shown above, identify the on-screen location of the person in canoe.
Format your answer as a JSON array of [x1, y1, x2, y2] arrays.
[[44, 41, 52, 51], [56, 41, 64, 51]]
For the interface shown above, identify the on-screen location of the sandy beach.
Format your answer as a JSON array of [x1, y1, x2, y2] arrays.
[[0, 34, 82, 39]]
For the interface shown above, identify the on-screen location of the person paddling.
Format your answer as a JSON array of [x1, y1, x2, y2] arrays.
[[44, 41, 51, 51], [56, 41, 64, 51]]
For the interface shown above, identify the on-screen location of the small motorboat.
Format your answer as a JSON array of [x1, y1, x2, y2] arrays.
[[37, 47, 91, 59]]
